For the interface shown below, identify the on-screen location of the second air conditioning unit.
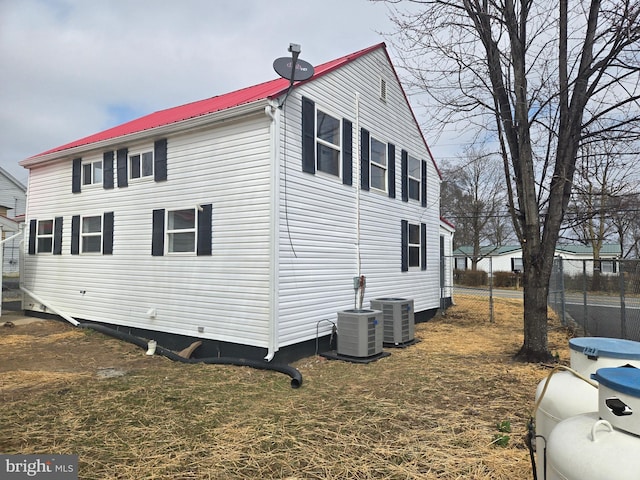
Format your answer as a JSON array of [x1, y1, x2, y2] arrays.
[[337, 309, 383, 358], [370, 298, 415, 345]]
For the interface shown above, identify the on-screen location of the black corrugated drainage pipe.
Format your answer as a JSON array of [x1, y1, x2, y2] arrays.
[[79, 323, 302, 389]]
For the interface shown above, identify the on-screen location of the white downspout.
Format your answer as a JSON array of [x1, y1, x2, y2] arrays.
[[355, 92, 361, 276], [264, 103, 281, 361]]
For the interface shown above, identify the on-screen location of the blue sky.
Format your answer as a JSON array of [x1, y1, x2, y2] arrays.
[[0, 0, 464, 185]]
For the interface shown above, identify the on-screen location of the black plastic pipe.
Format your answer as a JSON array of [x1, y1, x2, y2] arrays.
[[79, 323, 302, 388]]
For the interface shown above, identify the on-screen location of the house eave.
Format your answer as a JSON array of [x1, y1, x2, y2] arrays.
[[20, 99, 270, 168]]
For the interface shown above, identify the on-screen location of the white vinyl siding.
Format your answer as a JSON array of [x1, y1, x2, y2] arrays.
[[277, 48, 441, 347], [22, 112, 274, 348]]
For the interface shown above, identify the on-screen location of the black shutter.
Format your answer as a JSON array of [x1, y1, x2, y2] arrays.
[[53, 217, 63, 255], [117, 148, 128, 187], [421, 223, 427, 270], [510, 258, 515, 272], [360, 128, 370, 191], [72, 158, 82, 193], [197, 204, 213, 256], [71, 215, 80, 255], [103, 151, 114, 189], [152, 209, 165, 256], [401, 150, 408, 202], [154, 138, 168, 181], [28, 219, 36, 255], [301, 97, 316, 174], [388, 143, 396, 198], [103, 211, 114, 255], [342, 119, 353, 186], [421, 160, 427, 207], [401, 220, 409, 272]]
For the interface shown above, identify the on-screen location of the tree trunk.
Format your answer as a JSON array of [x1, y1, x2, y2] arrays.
[[517, 265, 555, 362]]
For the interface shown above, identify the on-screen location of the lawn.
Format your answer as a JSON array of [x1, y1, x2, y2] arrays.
[[0, 296, 570, 479]]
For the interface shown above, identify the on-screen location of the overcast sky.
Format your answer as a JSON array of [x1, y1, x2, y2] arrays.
[[0, 0, 456, 186]]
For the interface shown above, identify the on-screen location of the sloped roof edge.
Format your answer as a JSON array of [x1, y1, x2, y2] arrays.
[[22, 43, 388, 163]]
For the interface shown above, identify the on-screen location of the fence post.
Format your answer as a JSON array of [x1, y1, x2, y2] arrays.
[[489, 257, 494, 323], [582, 260, 589, 336], [619, 259, 627, 339], [558, 257, 566, 326]]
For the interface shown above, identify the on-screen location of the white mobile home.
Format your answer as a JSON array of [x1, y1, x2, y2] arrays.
[[19, 43, 442, 362], [454, 244, 621, 277]]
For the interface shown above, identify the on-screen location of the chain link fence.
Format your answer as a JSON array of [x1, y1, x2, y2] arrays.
[[442, 255, 640, 342], [549, 257, 640, 342]]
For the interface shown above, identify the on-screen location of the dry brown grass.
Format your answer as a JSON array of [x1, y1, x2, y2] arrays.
[[1, 296, 571, 479]]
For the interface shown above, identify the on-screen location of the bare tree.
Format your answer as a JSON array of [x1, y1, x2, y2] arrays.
[[377, 0, 640, 361], [440, 150, 509, 268]]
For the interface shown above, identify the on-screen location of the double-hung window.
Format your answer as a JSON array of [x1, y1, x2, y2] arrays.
[[129, 150, 154, 180], [81, 215, 103, 253], [370, 137, 387, 192], [82, 160, 103, 186], [37, 220, 54, 253], [167, 208, 196, 253], [408, 155, 421, 201], [316, 110, 341, 177], [408, 223, 421, 267]]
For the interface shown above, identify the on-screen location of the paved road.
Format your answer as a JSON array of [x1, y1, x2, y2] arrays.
[[454, 286, 640, 341]]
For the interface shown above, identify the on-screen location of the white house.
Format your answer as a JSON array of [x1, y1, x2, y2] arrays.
[[453, 244, 621, 277], [0, 167, 27, 275], [439, 217, 455, 307], [19, 43, 442, 362]]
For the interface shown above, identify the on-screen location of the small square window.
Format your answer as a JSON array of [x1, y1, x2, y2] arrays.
[[82, 161, 102, 185], [130, 150, 154, 179]]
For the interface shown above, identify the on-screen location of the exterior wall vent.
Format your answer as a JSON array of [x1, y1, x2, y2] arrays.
[[337, 309, 383, 358], [379, 77, 387, 102], [370, 298, 415, 345]]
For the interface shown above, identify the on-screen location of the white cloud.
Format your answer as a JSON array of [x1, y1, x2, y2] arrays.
[[0, 0, 442, 185]]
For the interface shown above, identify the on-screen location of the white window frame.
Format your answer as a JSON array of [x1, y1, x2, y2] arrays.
[[129, 149, 154, 180], [408, 155, 421, 202], [81, 215, 103, 254], [315, 108, 341, 178], [408, 223, 421, 268], [370, 136, 387, 193], [82, 160, 103, 186], [166, 208, 196, 254], [36, 219, 54, 254]]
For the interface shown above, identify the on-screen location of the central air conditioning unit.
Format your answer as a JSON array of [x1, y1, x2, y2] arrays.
[[337, 309, 383, 358], [370, 298, 415, 345]]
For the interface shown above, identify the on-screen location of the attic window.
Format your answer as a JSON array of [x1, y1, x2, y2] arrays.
[[379, 77, 387, 102]]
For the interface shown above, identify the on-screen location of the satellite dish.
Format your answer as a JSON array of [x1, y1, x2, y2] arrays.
[[273, 57, 314, 82]]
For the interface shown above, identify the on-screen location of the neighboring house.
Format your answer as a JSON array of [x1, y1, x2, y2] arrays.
[[453, 244, 621, 276], [19, 43, 442, 362], [0, 167, 27, 274], [439, 217, 455, 307]]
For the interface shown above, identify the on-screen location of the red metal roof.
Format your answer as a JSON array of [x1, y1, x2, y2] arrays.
[[28, 43, 386, 160]]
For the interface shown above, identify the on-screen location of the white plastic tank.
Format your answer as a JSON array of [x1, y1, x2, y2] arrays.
[[591, 367, 640, 436], [535, 337, 640, 480], [569, 337, 640, 375], [546, 412, 640, 480]]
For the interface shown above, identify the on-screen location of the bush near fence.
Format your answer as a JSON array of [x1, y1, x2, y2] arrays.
[[493, 271, 520, 288], [454, 269, 488, 286]]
